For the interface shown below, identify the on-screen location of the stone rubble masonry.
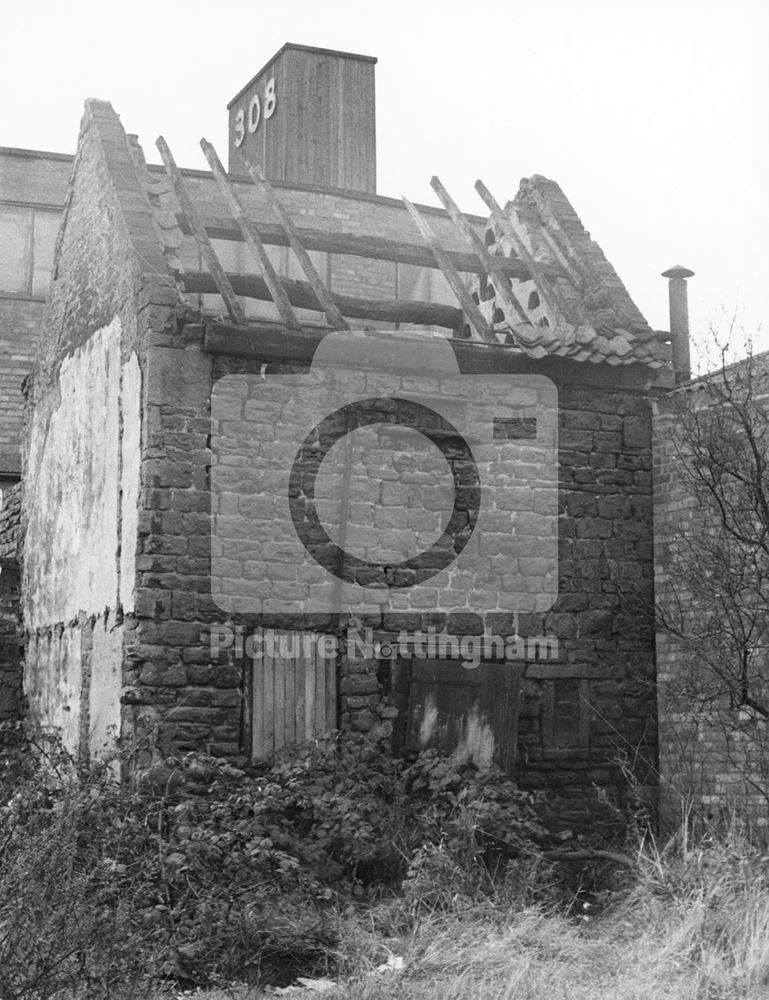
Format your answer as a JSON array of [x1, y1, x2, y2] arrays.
[[0, 483, 22, 722], [0, 482, 21, 563], [198, 347, 661, 826], [209, 369, 558, 615], [21, 100, 181, 763], [0, 298, 46, 477]]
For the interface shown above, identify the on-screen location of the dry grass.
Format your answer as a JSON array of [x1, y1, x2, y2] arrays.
[[319, 899, 769, 1000], [182, 823, 769, 1000], [178, 883, 769, 1000]]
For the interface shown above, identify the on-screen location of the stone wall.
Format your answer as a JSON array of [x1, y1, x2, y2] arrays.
[[18, 101, 662, 828], [0, 298, 46, 477], [0, 483, 22, 723], [22, 102, 174, 761], [128, 321, 659, 826]]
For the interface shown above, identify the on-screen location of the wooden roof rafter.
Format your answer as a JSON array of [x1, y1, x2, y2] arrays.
[[239, 154, 350, 331], [402, 196, 497, 345], [475, 179, 569, 325], [157, 138, 584, 346], [199, 139, 302, 331], [429, 174, 530, 329], [156, 136, 247, 326]]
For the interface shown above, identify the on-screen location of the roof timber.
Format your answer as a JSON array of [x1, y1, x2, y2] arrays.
[[156, 136, 246, 325], [200, 322, 673, 391], [174, 215, 570, 281], [430, 174, 530, 327], [402, 195, 496, 344], [200, 138, 302, 330], [153, 132, 669, 371], [475, 179, 567, 324], [241, 153, 350, 331], [182, 271, 462, 328]]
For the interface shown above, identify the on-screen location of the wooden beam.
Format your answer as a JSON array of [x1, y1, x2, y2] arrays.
[[475, 179, 566, 324], [199, 139, 301, 331], [519, 183, 585, 290], [402, 197, 497, 345], [242, 158, 349, 331], [182, 270, 462, 328], [175, 215, 570, 281], [199, 322, 672, 390], [156, 136, 246, 325], [204, 322, 325, 362], [430, 175, 530, 326]]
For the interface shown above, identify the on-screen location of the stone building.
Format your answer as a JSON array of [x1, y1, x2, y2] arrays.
[[2, 43, 695, 828]]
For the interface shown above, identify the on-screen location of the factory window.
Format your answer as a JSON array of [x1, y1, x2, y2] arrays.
[[0, 205, 60, 298]]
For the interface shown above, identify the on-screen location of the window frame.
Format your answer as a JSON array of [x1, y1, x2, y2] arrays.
[[0, 201, 61, 301]]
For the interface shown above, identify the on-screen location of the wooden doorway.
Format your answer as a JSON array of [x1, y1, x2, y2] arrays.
[[248, 629, 337, 760], [390, 658, 522, 773]]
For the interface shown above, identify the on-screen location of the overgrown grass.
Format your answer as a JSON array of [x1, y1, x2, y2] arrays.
[[314, 818, 769, 1000], [0, 732, 546, 998], [3, 731, 769, 999], [177, 859, 769, 999]]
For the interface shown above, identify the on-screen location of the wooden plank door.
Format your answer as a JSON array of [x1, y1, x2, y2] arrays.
[[392, 658, 522, 773], [250, 629, 337, 760]]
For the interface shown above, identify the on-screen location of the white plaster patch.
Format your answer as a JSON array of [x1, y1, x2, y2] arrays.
[[90, 617, 123, 758], [24, 317, 122, 626], [24, 626, 82, 755]]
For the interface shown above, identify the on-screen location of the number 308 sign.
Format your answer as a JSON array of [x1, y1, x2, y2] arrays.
[[233, 78, 277, 148]]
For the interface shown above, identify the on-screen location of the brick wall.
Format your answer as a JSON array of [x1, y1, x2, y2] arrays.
[[654, 363, 769, 830], [0, 147, 71, 476]]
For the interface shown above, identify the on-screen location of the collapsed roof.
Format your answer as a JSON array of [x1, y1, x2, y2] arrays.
[[56, 100, 673, 373]]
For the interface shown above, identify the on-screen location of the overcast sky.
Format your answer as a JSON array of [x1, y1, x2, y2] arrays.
[[3, 0, 767, 364]]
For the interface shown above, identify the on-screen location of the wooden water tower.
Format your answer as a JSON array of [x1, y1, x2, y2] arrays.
[[227, 43, 377, 193]]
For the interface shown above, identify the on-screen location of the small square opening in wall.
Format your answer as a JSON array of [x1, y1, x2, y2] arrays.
[[541, 678, 591, 750], [493, 416, 537, 440]]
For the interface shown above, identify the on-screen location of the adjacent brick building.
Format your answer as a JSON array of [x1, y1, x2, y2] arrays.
[[0, 148, 71, 482], [654, 353, 769, 828]]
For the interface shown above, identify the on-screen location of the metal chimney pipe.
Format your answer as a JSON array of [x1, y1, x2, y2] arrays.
[[661, 265, 695, 381]]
